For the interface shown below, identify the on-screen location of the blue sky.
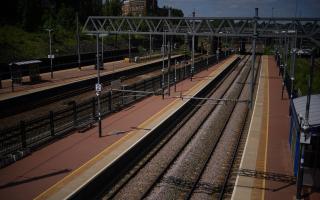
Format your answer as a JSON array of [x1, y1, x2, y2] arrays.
[[158, 0, 320, 17]]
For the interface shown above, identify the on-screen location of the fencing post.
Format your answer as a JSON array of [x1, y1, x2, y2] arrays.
[[49, 111, 54, 136], [133, 84, 137, 100], [122, 85, 125, 105], [72, 102, 77, 127], [108, 91, 112, 112], [20, 120, 26, 148]]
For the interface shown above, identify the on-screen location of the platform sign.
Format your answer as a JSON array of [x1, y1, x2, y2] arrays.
[[95, 83, 102, 92], [300, 132, 311, 144], [48, 54, 55, 59]]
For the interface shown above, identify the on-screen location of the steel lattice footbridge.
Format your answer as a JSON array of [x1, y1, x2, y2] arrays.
[[82, 13, 320, 46]]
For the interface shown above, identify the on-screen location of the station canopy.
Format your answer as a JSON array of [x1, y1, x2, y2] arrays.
[[293, 94, 320, 131]]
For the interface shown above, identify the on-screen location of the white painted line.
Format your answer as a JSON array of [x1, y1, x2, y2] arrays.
[[231, 56, 264, 199]]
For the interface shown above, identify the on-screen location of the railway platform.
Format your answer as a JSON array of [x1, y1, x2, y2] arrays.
[[231, 56, 320, 200], [0, 55, 238, 200], [0, 55, 180, 101]]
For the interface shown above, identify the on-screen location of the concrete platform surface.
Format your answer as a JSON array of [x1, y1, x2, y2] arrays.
[[0, 54, 236, 200], [0, 55, 180, 101], [232, 56, 320, 200]]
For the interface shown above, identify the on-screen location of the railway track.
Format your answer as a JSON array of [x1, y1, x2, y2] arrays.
[[0, 53, 228, 166], [86, 55, 260, 200]]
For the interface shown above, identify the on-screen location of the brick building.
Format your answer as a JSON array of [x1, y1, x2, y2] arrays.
[[122, 0, 157, 16]]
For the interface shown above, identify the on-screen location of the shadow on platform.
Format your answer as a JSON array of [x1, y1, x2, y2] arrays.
[[0, 169, 71, 189]]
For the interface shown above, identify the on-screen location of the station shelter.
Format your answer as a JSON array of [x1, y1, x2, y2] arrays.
[[289, 94, 320, 187], [9, 60, 42, 84]]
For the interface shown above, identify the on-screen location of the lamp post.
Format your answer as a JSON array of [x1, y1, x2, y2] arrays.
[[46, 29, 54, 78], [167, 33, 172, 96], [129, 31, 131, 62], [174, 59, 177, 92], [207, 35, 209, 70], [149, 34, 152, 59], [191, 10, 195, 81], [162, 30, 166, 98], [76, 12, 81, 70], [100, 34, 108, 68], [250, 8, 258, 109], [96, 34, 102, 137], [280, 30, 289, 99], [217, 32, 223, 63], [224, 32, 227, 57], [289, 30, 297, 98]]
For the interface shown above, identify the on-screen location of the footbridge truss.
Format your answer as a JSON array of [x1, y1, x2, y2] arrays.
[[82, 13, 320, 46]]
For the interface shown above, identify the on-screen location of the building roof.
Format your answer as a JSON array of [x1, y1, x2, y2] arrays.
[[9, 60, 42, 66], [293, 94, 320, 129]]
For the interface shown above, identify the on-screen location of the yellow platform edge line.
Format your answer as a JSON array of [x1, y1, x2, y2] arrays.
[[231, 55, 266, 200], [35, 55, 238, 200]]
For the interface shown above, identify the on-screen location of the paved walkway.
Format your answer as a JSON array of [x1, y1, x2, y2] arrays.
[[232, 56, 320, 200], [0, 55, 235, 200]]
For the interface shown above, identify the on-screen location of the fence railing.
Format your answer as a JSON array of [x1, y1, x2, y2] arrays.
[[274, 54, 298, 98], [0, 54, 227, 160]]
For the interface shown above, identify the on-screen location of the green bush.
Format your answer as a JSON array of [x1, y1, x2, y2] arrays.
[[287, 57, 320, 95]]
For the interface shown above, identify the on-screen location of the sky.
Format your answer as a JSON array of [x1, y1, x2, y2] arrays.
[[158, 0, 320, 17]]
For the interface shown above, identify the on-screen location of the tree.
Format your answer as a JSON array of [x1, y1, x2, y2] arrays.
[[102, 0, 122, 16], [20, 0, 43, 31], [158, 6, 184, 17]]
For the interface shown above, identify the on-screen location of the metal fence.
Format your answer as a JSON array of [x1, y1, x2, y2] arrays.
[[0, 54, 226, 159], [275, 54, 298, 98]]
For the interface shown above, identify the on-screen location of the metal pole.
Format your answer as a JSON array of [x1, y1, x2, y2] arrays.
[[101, 36, 104, 68], [48, 29, 53, 79], [167, 37, 171, 96], [149, 34, 152, 59], [162, 31, 166, 89], [184, 34, 187, 78], [174, 59, 177, 92], [290, 31, 297, 98], [217, 36, 220, 63], [96, 34, 102, 137], [207, 36, 209, 70], [284, 33, 288, 80], [281, 32, 288, 99], [129, 31, 131, 62], [76, 12, 81, 70], [306, 52, 314, 122], [296, 142, 305, 199], [191, 10, 195, 81], [162, 31, 166, 98], [225, 33, 227, 57], [191, 35, 195, 80], [250, 8, 258, 109]]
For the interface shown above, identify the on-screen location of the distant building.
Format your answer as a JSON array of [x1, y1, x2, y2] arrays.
[[122, 0, 158, 16]]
